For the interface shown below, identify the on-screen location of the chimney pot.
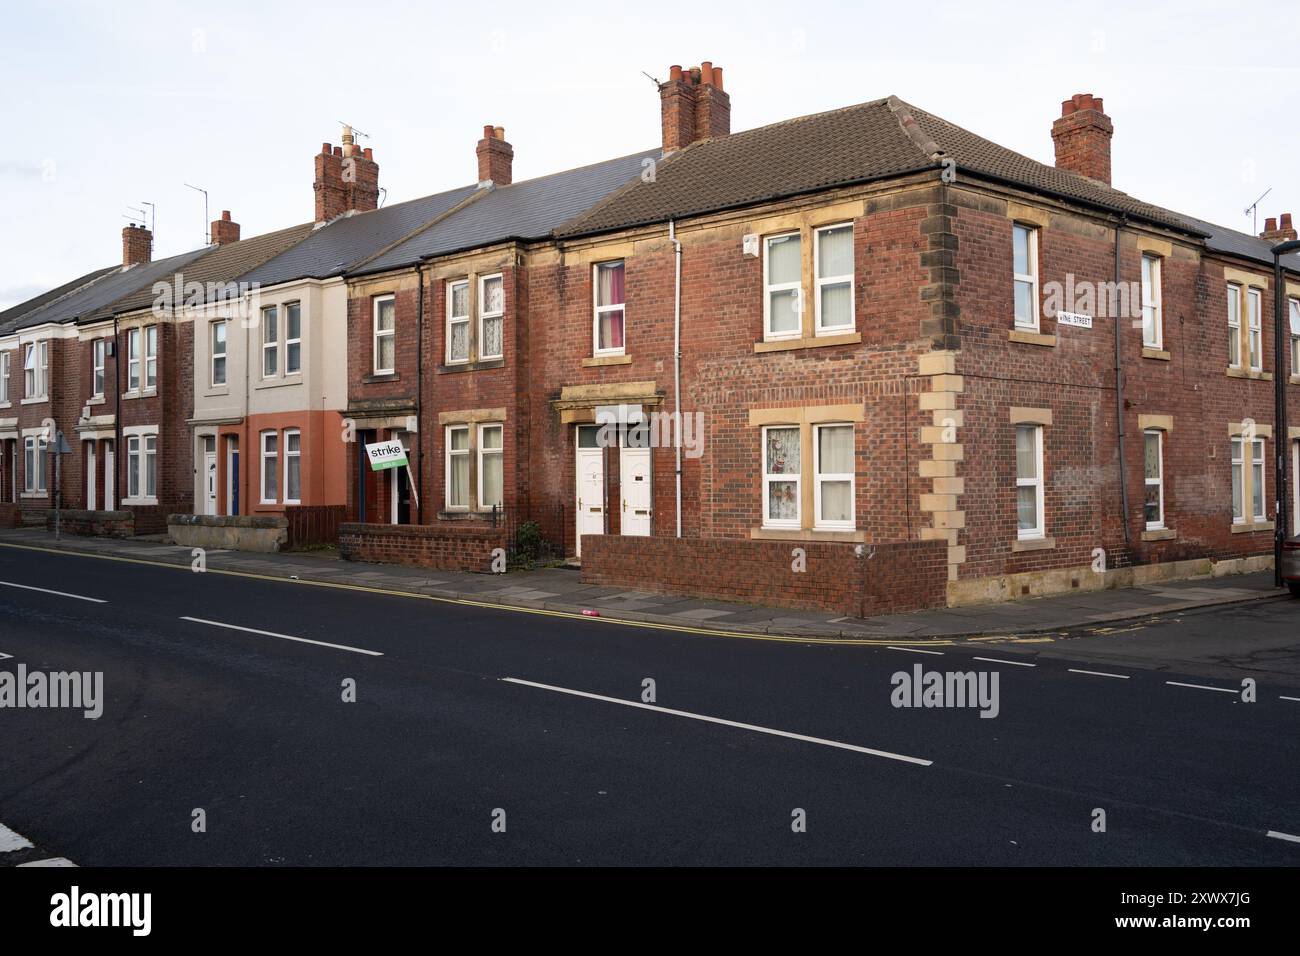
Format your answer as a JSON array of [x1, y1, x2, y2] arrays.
[[712, 66, 724, 90], [321, 142, 332, 154], [700, 60, 714, 84], [211, 210, 241, 245], [1282, 212, 1293, 230], [669, 64, 682, 81], [1265, 217, 1277, 232], [315, 128, 379, 222], [660, 58, 731, 152], [494, 125, 505, 140]]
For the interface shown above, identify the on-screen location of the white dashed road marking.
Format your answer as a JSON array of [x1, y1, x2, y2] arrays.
[[1068, 668, 1131, 679], [502, 677, 933, 766], [18, 857, 77, 867], [1266, 830, 1300, 844], [886, 646, 944, 655], [973, 657, 1035, 667], [179, 616, 384, 657], [0, 580, 106, 603], [0, 822, 34, 853], [1166, 681, 1236, 694]]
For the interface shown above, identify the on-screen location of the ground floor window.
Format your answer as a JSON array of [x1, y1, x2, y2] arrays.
[[23, 435, 47, 494], [813, 423, 854, 530], [261, 431, 278, 504], [1143, 429, 1164, 530], [125, 432, 157, 502], [284, 429, 301, 504], [762, 425, 800, 528], [1016, 424, 1044, 539], [446, 425, 469, 510], [478, 424, 503, 511], [1231, 436, 1267, 524]]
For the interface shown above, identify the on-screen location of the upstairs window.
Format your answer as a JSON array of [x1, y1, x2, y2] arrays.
[[286, 301, 302, 374], [0, 351, 9, 403], [211, 320, 227, 386], [446, 282, 469, 364], [1290, 297, 1300, 376], [1141, 254, 1162, 349], [814, 224, 854, 334], [262, 306, 279, 378], [1247, 288, 1262, 371], [144, 325, 158, 389], [1013, 224, 1039, 330], [593, 261, 625, 354], [764, 234, 801, 340], [92, 340, 105, 397], [1227, 283, 1241, 368], [479, 275, 504, 361], [373, 295, 396, 374]]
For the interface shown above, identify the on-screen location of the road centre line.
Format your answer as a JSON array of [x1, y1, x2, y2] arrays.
[[0, 580, 106, 603], [1165, 680, 1236, 694], [972, 656, 1035, 667], [1266, 830, 1300, 844], [1067, 668, 1131, 679], [501, 677, 932, 766], [1280, 696, 1300, 703], [886, 645, 944, 655], [178, 617, 384, 657]]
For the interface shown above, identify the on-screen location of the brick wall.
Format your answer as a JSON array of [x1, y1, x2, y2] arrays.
[[338, 521, 509, 572], [580, 535, 948, 617], [47, 509, 134, 538]]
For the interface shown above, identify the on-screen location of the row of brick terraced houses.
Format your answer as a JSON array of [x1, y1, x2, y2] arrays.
[[2, 63, 1299, 615]]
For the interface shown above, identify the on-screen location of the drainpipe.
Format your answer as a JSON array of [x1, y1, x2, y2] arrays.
[[670, 219, 682, 538], [1114, 217, 1131, 549], [415, 266, 424, 525], [113, 315, 121, 512], [1271, 239, 1300, 585]]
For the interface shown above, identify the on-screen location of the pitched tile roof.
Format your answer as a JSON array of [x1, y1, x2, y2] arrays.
[[4, 248, 211, 332], [1169, 213, 1300, 272], [349, 148, 661, 277], [238, 184, 482, 289], [0, 266, 119, 334], [557, 97, 1204, 239], [107, 221, 316, 315]]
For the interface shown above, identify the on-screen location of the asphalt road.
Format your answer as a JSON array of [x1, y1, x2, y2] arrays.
[[0, 543, 1297, 866]]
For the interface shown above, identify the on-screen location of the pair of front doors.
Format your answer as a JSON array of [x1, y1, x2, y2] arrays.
[[575, 425, 650, 556]]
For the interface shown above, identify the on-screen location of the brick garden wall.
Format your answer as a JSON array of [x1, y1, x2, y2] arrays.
[[580, 534, 948, 617], [339, 521, 509, 573], [48, 509, 134, 538]]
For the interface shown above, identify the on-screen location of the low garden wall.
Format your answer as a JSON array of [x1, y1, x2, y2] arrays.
[[48, 509, 135, 538], [168, 514, 289, 553], [339, 522, 509, 573]]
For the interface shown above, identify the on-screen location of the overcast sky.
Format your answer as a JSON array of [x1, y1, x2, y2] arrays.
[[1, 0, 1296, 311]]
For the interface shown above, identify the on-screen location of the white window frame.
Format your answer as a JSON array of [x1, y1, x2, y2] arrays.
[[1141, 254, 1162, 349], [260, 430, 278, 504], [144, 324, 157, 390], [123, 428, 158, 505], [283, 428, 301, 505], [763, 233, 802, 342], [285, 301, 302, 375], [445, 424, 470, 511], [1290, 297, 1300, 377], [813, 422, 854, 530], [445, 282, 468, 365], [23, 434, 47, 494], [1250, 437, 1266, 522], [813, 223, 854, 335], [761, 424, 801, 529], [1227, 282, 1241, 369], [92, 339, 105, 397], [477, 422, 503, 512], [1247, 287, 1262, 372], [1231, 437, 1245, 523], [262, 306, 279, 379], [126, 329, 140, 392], [592, 261, 626, 356], [478, 274, 504, 361], [1016, 424, 1045, 540], [211, 320, 227, 387], [0, 350, 9, 404], [24, 341, 48, 399], [1143, 429, 1164, 531], [1013, 223, 1039, 331]]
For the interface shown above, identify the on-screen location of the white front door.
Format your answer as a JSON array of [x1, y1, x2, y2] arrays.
[[85, 442, 96, 511], [620, 446, 651, 537], [103, 442, 114, 511], [204, 449, 218, 515], [575, 426, 605, 557]]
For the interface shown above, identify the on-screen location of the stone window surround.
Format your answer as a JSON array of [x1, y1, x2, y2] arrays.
[[438, 407, 507, 515]]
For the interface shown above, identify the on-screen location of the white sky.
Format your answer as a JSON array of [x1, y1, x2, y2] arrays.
[[1, 0, 1297, 311]]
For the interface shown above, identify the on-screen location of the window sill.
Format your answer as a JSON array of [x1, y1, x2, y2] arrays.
[[1290, 375, 1300, 386], [122, 390, 158, 401], [1141, 528, 1176, 541], [436, 359, 506, 375], [749, 527, 866, 542], [120, 497, 159, 507], [204, 388, 230, 398], [1141, 347, 1171, 361], [20, 491, 48, 499], [1008, 329, 1057, 347], [437, 509, 476, 520], [1012, 535, 1055, 552], [754, 331, 861, 354], [1226, 367, 1272, 381], [20, 396, 49, 405], [86, 396, 106, 406], [582, 354, 632, 368], [256, 376, 303, 390], [1231, 520, 1274, 534], [362, 372, 400, 384]]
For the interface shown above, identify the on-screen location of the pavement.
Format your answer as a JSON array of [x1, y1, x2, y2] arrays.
[[1, 540, 1298, 866], [0, 527, 1289, 640]]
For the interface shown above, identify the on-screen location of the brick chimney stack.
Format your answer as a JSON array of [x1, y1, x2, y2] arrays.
[[314, 124, 380, 222], [660, 62, 730, 153], [476, 125, 514, 186], [211, 210, 240, 245], [1051, 93, 1113, 185], [1259, 213, 1298, 243], [122, 224, 152, 267]]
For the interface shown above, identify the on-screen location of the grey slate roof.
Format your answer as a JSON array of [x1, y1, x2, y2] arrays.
[[238, 184, 481, 289], [558, 97, 1204, 239], [6, 248, 211, 332], [350, 149, 662, 277], [1169, 213, 1300, 272], [108, 222, 316, 315], [0, 266, 119, 334]]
